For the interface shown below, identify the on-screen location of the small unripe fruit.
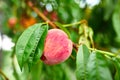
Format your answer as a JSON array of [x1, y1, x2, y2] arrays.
[[8, 17, 17, 28], [41, 29, 73, 65], [20, 16, 36, 28], [50, 12, 58, 21]]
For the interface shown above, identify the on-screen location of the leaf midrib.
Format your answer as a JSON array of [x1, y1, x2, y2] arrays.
[[22, 25, 39, 65]]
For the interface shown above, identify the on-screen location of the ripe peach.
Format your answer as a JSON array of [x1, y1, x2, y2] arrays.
[[41, 29, 73, 65]]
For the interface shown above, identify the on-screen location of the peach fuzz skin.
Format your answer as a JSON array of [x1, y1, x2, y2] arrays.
[[41, 29, 73, 65]]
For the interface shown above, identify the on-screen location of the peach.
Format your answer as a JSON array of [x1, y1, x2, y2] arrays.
[[41, 29, 73, 65]]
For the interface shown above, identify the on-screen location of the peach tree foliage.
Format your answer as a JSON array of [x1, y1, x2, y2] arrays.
[[16, 23, 120, 80], [1, 0, 120, 80]]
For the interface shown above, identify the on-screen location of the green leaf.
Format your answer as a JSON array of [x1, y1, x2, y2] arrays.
[[112, 11, 120, 40], [30, 61, 43, 80], [112, 58, 120, 80], [15, 23, 48, 70], [28, 24, 48, 70], [88, 27, 94, 47], [112, 1, 120, 41], [76, 44, 90, 80], [33, 24, 48, 62], [79, 25, 84, 35], [87, 52, 112, 80], [107, 59, 116, 79], [78, 35, 90, 47]]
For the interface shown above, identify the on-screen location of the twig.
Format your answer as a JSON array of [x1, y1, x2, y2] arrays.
[[63, 19, 87, 27], [73, 43, 79, 51], [89, 48, 120, 59], [70, 55, 75, 60], [0, 69, 9, 80], [27, 1, 57, 28]]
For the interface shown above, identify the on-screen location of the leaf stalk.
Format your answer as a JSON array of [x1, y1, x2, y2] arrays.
[[89, 48, 120, 59]]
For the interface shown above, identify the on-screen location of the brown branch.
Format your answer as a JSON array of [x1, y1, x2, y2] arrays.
[[0, 69, 9, 80], [73, 43, 79, 51], [27, 1, 57, 28]]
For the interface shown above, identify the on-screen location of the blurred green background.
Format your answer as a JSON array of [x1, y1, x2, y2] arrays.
[[0, 0, 120, 80]]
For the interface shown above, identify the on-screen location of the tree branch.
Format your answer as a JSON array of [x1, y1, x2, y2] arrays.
[[0, 69, 9, 80], [27, 1, 57, 28]]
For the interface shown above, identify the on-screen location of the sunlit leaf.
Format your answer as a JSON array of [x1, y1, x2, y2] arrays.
[[28, 24, 48, 70], [76, 44, 90, 80], [87, 52, 112, 80], [78, 35, 90, 47]]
